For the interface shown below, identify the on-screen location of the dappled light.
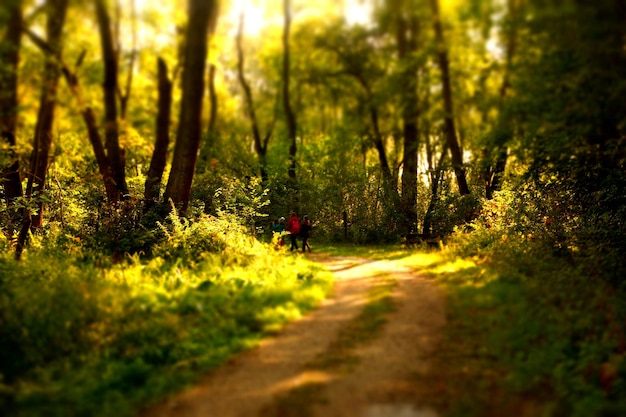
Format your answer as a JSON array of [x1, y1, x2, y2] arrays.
[[1, 0, 624, 415]]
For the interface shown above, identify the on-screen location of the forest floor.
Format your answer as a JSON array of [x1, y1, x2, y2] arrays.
[[138, 254, 466, 417]]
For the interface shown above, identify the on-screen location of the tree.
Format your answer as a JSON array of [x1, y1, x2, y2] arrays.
[[313, 24, 397, 200], [163, 0, 218, 212], [0, 0, 24, 236], [429, 0, 470, 196], [282, 0, 297, 181], [114, 0, 138, 121], [25, 0, 69, 231], [95, 0, 128, 198], [23, 27, 120, 204], [236, 13, 273, 182], [395, 3, 421, 233], [144, 57, 173, 211], [483, 0, 521, 200]]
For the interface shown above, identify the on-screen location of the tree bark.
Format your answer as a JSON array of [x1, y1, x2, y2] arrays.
[[397, 14, 420, 233], [27, 0, 69, 230], [0, 0, 24, 235], [430, 0, 470, 196], [236, 13, 271, 182], [207, 63, 218, 138], [282, 0, 297, 181], [369, 106, 394, 191], [144, 57, 172, 211], [163, 0, 216, 212], [23, 29, 119, 204], [95, 0, 128, 198], [116, 0, 137, 121]]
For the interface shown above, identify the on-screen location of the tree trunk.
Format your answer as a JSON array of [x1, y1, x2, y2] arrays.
[[397, 15, 420, 233], [207, 63, 218, 138], [0, 0, 24, 236], [144, 57, 172, 212], [485, 0, 519, 199], [163, 0, 216, 212], [369, 106, 395, 193], [430, 0, 470, 196], [23, 28, 119, 203], [27, 0, 69, 230], [236, 13, 270, 182], [116, 0, 137, 121], [95, 0, 128, 198], [282, 0, 297, 181], [423, 143, 448, 238]]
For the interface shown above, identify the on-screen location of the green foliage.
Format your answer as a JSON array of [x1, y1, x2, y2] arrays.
[[430, 205, 626, 416], [0, 217, 333, 417]]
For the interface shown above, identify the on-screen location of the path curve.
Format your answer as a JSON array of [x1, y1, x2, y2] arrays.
[[140, 255, 446, 417]]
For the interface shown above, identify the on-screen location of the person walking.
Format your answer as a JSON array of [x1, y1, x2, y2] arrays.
[[286, 212, 300, 251], [300, 215, 312, 253]]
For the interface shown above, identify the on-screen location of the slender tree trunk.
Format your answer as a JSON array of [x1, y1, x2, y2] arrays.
[[163, 0, 216, 212], [236, 13, 270, 182], [116, 0, 137, 121], [282, 0, 297, 181], [144, 57, 172, 211], [207, 63, 218, 138], [0, 0, 24, 236], [430, 0, 470, 196], [369, 106, 394, 190], [397, 15, 420, 233], [198, 62, 218, 177], [27, 0, 69, 230], [423, 143, 448, 237], [95, 0, 128, 198], [24, 29, 119, 203], [485, 0, 519, 199], [354, 72, 395, 195]]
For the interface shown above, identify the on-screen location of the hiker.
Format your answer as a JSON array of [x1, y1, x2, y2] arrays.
[[286, 212, 300, 251], [300, 215, 312, 253]]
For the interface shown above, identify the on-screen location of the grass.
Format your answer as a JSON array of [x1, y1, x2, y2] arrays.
[[306, 271, 396, 371], [5, 234, 623, 417], [316, 240, 626, 417], [0, 227, 333, 417]]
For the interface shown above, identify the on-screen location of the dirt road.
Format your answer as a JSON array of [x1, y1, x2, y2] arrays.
[[141, 255, 446, 417]]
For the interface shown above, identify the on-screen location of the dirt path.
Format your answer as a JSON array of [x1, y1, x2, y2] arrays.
[[141, 255, 446, 417]]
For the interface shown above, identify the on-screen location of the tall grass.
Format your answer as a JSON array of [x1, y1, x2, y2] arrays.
[[0, 216, 332, 417]]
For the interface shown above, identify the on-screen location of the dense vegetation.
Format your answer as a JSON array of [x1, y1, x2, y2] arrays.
[[0, 212, 333, 416], [1, 0, 624, 415]]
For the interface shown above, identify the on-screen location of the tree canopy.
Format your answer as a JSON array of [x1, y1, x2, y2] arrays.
[[0, 0, 623, 263]]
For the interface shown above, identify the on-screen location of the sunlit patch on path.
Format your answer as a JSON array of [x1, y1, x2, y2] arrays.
[[365, 404, 439, 417], [140, 256, 445, 417]]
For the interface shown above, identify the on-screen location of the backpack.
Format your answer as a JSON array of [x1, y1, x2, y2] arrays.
[[291, 219, 301, 234]]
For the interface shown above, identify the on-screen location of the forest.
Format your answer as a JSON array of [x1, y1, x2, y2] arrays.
[[1, 0, 625, 416]]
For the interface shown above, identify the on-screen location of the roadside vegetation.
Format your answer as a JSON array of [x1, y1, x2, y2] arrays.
[[317, 190, 626, 417], [0, 212, 332, 417]]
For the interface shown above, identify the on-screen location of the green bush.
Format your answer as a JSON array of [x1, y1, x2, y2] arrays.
[[0, 216, 333, 417], [438, 207, 626, 416]]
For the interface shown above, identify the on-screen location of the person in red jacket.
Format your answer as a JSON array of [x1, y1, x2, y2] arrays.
[[286, 212, 300, 251]]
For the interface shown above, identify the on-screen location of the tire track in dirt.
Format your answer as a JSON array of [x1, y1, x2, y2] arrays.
[[308, 259, 445, 417], [140, 255, 445, 417]]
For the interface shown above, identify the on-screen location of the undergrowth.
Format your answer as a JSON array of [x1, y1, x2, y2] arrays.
[[0, 215, 333, 417], [391, 193, 626, 417], [319, 208, 626, 417]]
